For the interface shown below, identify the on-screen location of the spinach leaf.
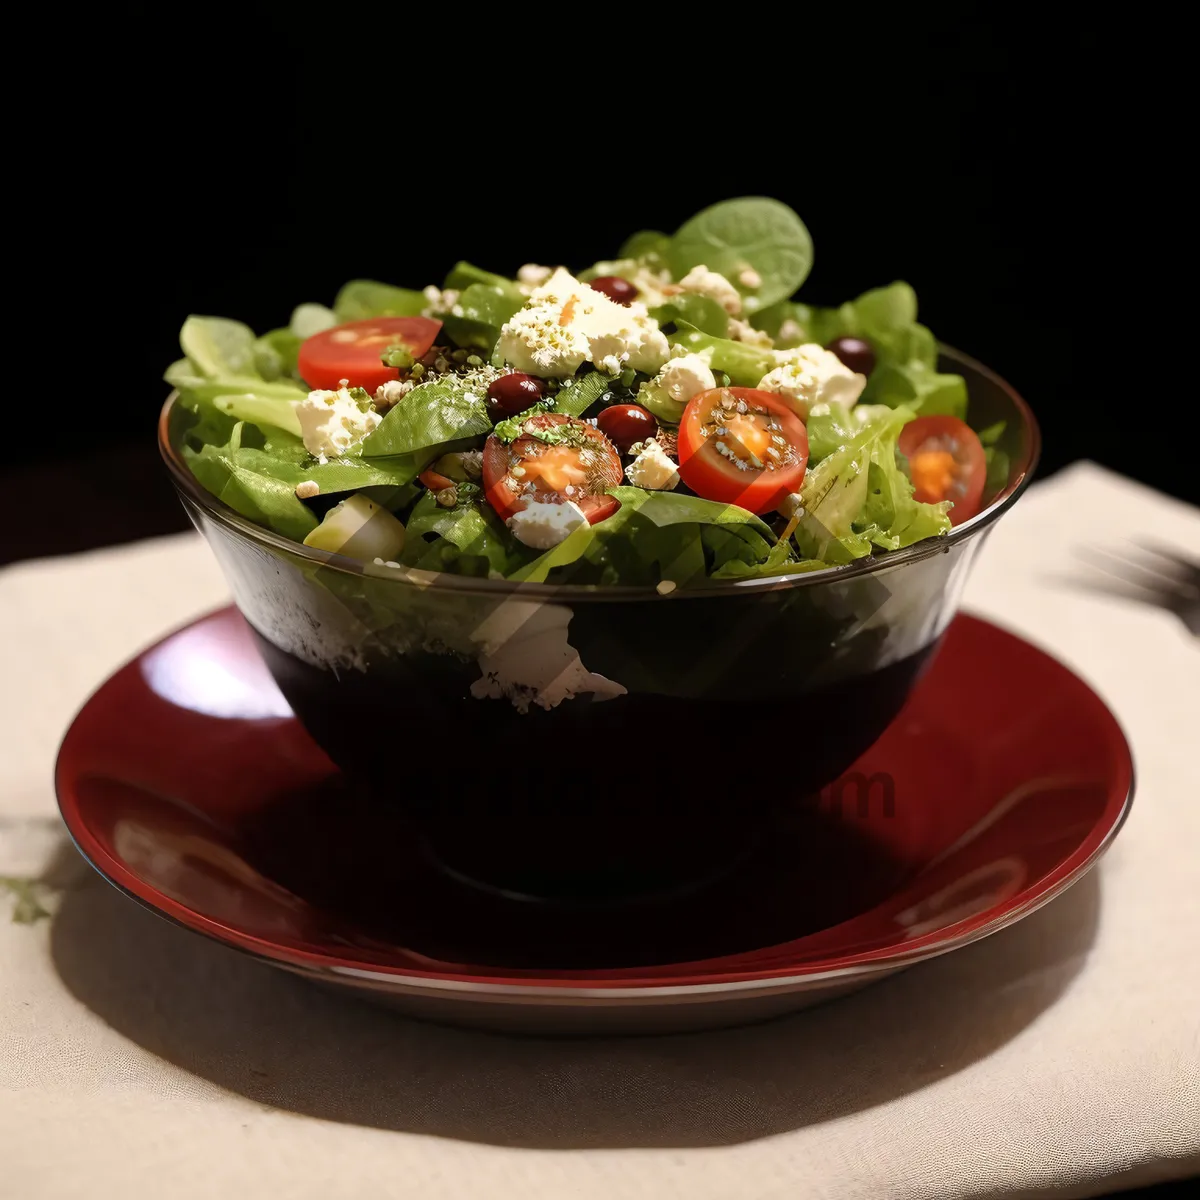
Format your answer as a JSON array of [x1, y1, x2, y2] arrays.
[[210, 393, 303, 437], [441, 282, 523, 352], [229, 442, 423, 493], [510, 486, 779, 586], [650, 293, 730, 337], [667, 323, 776, 386], [864, 360, 968, 418], [401, 492, 513, 576], [361, 375, 492, 458], [180, 316, 260, 377], [618, 229, 670, 264], [443, 261, 523, 302], [333, 280, 427, 322], [984, 446, 1011, 495], [182, 439, 318, 542], [607, 486, 774, 538], [667, 198, 813, 311], [551, 370, 612, 418]]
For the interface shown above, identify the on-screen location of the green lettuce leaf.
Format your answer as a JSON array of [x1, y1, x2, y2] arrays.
[[182, 425, 318, 542], [551, 371, 612, 418], [865, 360, 968, 419], [511, 487, 780, 586], [361, 376, 492, 458], [400, 492, 513, 576], [441, 283, 523, 352], [805, 403, 858, 463], [180, 316, 259, 378], [649, 294, 730, 337], [254, 303, 337, 380], [333, 280, 427, 322], [443, 262, 523, 301], [794, 405, 950, 561], [664, 323, 776, 387]]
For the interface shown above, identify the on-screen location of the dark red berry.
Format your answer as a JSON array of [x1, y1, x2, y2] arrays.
[[590, 275, 639, 305], [596, 404, 658, 454], [825, 335, 876, 376], [486, 372, 545, 419]]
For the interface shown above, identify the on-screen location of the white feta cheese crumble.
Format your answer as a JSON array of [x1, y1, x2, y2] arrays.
[[778, 317, 806, 344], [374, 377, 416, 410], [728, 317, 774, 349], [295, 387, 381, 460], [757, 344, 867, 419], [626, 438, 680, 491], [295, 480, 320, 500], [779, 492, 806, 520], [507, 498, 589, 549], [620, 264, 675, 308], [517, 263, 553, 292], [421, 285, 459, 317], [738, 266, 763, 288], [497, 268, 669, 378], [677, 264, 743, 315], [656, 352, 716, 405], [469, 600, 626, 713]]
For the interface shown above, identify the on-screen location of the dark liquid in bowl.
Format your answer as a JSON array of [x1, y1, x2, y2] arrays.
[[252, 631, 939, 905]]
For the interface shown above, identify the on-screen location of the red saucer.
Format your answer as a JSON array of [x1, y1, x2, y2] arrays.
[[56, 607, 1133, 1034]]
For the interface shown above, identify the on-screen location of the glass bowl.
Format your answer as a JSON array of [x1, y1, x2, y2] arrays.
[[159, 347, 1039, 904]]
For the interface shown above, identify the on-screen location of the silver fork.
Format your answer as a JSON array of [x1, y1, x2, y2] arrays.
[[1077, 541, 1200, 638]]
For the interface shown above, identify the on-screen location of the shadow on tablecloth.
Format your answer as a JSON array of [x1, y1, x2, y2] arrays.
[[47, 840, 1100, 1150]]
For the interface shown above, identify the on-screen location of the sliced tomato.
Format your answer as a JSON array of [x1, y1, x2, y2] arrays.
[[677, 388, 808, 515], [482, 413, 623, 525], [297, 316, 442, 393], [897, 415, 986, 525]]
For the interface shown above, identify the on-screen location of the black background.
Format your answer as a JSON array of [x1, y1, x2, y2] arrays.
[[26, 7, 1187, 544]]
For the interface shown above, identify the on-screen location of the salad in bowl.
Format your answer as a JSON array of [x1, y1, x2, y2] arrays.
[[166, 198, 1008, 591], [160, 198, 1035, 902]]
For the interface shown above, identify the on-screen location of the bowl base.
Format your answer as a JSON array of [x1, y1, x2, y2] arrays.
[[240, 773, 913, 972]]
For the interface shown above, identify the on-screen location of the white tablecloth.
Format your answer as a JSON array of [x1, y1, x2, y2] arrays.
[[2, 462, 1198, 1200]]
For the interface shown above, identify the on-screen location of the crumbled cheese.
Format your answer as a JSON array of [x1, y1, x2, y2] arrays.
[[619, 264, 675, 308], [779, 492, 806, 520], [295, 387, 381, 460], [469, 599, 627, 713], [374, 377, 416, 410], [757, 344, 867, 419], [626, 438, 680, 491], [517, 263, 553, 292], [497, 268, 669, 378], [507, 498, 589, 549], [656, 353, 716, 405], [728, 318, 774, 349], [677, 264, 743, 315], [295, 480, 320, 500], [422, 285, 460, 317], [778, 317, 806, 344], [738, 266, 763, 289]]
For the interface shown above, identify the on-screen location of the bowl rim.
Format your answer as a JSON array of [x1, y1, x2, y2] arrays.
[[158, 344, 1041, 600]]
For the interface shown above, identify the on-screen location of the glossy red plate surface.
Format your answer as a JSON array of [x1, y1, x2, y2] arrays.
[[56, 608, 1133, 1034]]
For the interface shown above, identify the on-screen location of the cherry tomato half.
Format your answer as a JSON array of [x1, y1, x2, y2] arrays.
[[897, 415, 987, 525], [297, 316, 442, 393], [482, 413, 623, 524], [677, 388, 808, 514]]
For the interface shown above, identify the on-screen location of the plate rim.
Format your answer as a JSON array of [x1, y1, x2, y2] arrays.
[[55, 607, 1135, 1001]]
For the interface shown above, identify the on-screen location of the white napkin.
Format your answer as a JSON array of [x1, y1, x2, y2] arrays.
[[2, 462, 1197, 1200]]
